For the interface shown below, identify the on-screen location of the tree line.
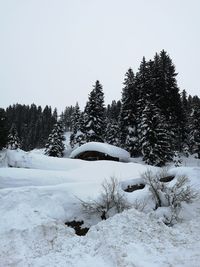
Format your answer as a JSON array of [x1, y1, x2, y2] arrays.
[[68, 50, 200, 165], [1, 50, 200, 166], [0, 104, 57, 151]]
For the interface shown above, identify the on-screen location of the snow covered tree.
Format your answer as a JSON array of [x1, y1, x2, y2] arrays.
[[52, 108, 58, 122], [119, 68, 139, 156], [139, 101, 172, 166], [154, 50, 183, 150], [61, 105, 75, 131], [105, 121, 120, 146], [188, 106, 200, 158], [180, 90, 190, 149], [135, 51, 183, 152], [135, 57, 152, 114], [0, 108, 8, 150], [75, 112, 87, 146], [106, 100, 121, 122], [71, 102, 81, 133], [7, 123, 21, 150], [173, 151, 182, 167], [70, 102, 81, 148], [45, 122, 65, 157], [83, 80, 105, 142]]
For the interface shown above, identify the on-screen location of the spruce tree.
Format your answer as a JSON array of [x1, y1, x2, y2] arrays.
[[119, 68, 139, 156], [71, 103, 81, 133], [155, 50, 183, 150], [62, 106, 75, 131], [84, 80, 105, 142], [139, 101, 172, 166], [45, 122, 65, 157], [135, 57, 152, 114], [106, 100, 121, 122], [70, 103, 80, 148], [135, 51, 184, 152], [105, 121, 120, 146], [188, 106, 200, 157], [180, 90, 189, 149], [7, 123, 21, 150]]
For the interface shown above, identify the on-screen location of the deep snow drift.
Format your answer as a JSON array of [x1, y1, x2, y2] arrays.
[[0, 149, 200, 267]]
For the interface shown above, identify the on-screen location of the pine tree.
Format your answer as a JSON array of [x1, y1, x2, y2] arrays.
[[62, 105, 75, 131], [119, 68, 139, 156], [70, 103, 85, 148], [105, 120, 120, 146], [0, 108, 8, 150], [52, 108, 58, 122], [188, 106, 200, 158], [71, 103, 81, 133], [155, 50, 183, 150], [139, 101, 172, 166], [106, 100, 121, 122], [180, 90, 189, 149], [135, 57, 152, 113], [75, 112, 86, 146], [45, 122, 65, 157], [7, 123, 21, 150], [135, 51, 184, 152], [84, 80, 105, 142]]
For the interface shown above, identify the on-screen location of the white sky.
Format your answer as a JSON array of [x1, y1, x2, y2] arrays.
[[0, 0, 199, 112]]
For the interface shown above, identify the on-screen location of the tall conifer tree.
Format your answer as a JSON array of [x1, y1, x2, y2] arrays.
[[84, 80, 105, 142], [119, 68, 139, 156], [7, 123, 21, 150], [139, 101, 172, 166], [45, 122, 65, 157]]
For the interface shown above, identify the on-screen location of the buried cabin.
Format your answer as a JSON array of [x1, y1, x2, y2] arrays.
[[70, 142, 130, 162]]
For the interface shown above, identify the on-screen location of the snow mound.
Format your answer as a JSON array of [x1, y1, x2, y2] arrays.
[[1, 149, 200, 266], [70, 142, 130, 161], [1, 205, 200, 267]]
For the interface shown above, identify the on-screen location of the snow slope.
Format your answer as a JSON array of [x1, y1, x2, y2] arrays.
[[0, 149, 200, 267]]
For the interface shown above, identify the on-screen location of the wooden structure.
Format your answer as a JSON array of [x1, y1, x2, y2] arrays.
[[73, 150, 119, 161]]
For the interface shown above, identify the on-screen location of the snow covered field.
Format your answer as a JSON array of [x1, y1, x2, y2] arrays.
[[0, 149, 200, 267]]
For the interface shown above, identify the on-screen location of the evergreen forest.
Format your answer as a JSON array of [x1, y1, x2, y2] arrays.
[[1, 50, 200, 166]]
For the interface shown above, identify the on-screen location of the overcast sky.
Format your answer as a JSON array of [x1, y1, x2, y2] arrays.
[[0, 0, 199, 112]]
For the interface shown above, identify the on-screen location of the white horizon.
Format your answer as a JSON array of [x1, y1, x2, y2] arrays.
[[0, 0, 199, 112]]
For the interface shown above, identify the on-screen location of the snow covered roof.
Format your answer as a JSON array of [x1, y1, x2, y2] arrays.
[[70, 142, 130, 161]]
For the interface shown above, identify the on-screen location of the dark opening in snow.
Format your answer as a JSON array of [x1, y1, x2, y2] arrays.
[[159, 175, 175, 183], [65, 220, 89, 236], [124, 183, 145, 192]]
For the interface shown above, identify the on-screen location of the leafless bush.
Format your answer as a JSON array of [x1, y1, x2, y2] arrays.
[[142, 169, 198, 225], [79, 177, 130, 220], [142, 169, 167, 209], [165, 175, 198, 207], [132, 199, 147, 212]]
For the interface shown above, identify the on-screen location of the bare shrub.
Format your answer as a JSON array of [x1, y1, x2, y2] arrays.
[[142, 169, 167, 209], [79, 177, 130, 220], [132, 199, 147, 212], [164, 175, 198, 207], [142, 169, 198, 225]]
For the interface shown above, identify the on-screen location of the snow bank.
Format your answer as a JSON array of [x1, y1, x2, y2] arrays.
[[70, 142, 130, 161], [1, 149, 200, 266], [1, 202, 200, 267], [5, 149, 84, 170]]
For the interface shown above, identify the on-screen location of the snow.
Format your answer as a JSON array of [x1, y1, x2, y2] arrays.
[[70, 141, 130, 161], [0, 149, 200, 266]]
